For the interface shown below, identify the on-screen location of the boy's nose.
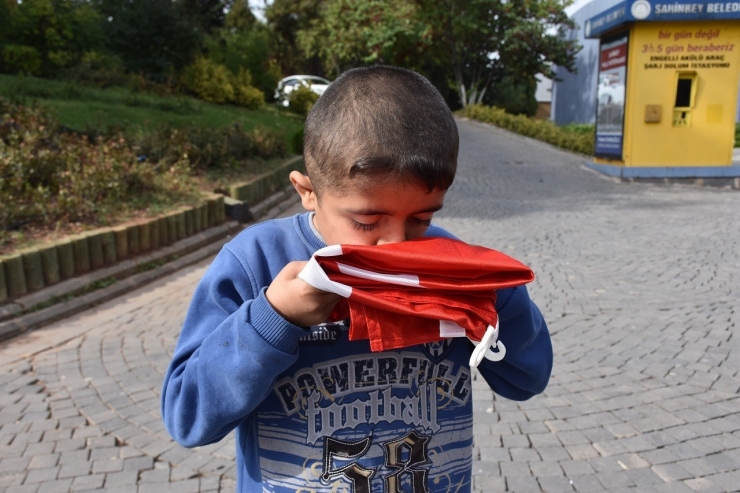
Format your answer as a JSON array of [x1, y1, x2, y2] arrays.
[[376, 226, 409, 245]]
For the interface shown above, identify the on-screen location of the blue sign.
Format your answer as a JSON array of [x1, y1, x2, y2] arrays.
[[595, 134, 625, 157], [585, 0, 740, 38]]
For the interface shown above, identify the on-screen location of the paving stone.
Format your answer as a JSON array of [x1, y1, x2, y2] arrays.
[[103, 470, 139, 487], [28, 453, 59, 469], [70, 474, 105, 491], [652, 463, 695, 482], [682, 476, 726, 493], [506, 475, 541, 491], [1, 121, 739, 492], [35, 478, 73, 493]]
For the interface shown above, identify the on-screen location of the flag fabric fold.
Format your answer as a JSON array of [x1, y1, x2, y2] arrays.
[[298, 237, 534, 358]]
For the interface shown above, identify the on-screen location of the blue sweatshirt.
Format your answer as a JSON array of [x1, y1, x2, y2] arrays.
[[161, 213, 552, 492]]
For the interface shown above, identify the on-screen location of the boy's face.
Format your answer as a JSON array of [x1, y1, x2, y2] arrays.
[[290, 171, 446, 246]]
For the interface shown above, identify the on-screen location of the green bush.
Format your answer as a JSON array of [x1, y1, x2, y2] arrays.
[[66, 50, 127, 88], [0, 98, 191, 235], [735, 123, 739, 147], [232, 68, 264, 110], [181, 57, 265, 109], [291, 128, 304, 155], [2, 45, 42, 76], [130, 123, 286, 172], [181, 56, 235, 104], [462, 105, 595, 155], [0, 97, 294, 252], [289, 85, 319, 116]]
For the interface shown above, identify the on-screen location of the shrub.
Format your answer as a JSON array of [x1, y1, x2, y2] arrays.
[[181, 58, 265, 109], [232, 68, 264, 110], [2, 45, 42, 76], [291, 128, 304, 155], [130, 123, 286, 172], [289, 85, 319, 116], [735, 123, 739, 147], [462, 105, 595, 156], [181, 57, 235, 104], [0, 98, 192, 236], [66, 51, 127, 88]]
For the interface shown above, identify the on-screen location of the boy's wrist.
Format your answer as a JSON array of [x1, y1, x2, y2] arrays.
[[250, 289, 308, 353]]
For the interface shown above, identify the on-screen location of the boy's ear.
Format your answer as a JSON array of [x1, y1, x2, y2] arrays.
[[289, 171, 318, 211]]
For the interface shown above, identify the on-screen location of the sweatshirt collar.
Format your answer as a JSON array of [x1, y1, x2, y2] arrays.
[[298, 212, 327, 251]]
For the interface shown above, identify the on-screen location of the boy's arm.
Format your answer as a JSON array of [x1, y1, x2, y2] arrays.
[[161, 247, 307, 448], [475, 285, 553, 401], [425, 224, 552, 399]]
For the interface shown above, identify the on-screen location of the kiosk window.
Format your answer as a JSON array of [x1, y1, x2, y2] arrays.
[[672, 73, 697, 127], [675, 78, 693, 108]]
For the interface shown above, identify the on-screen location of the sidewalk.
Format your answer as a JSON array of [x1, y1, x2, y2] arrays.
[[1, 118, 739, 492]]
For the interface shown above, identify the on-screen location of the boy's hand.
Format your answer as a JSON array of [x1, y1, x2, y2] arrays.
[[265, 261, 340, 328]]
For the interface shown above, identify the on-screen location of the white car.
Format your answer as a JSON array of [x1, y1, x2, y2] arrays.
[[275, 75, 331, 107]]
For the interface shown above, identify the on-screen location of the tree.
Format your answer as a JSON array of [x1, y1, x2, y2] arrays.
[[96, 0, 231, 83], [296, 0, 428, 77], [3, 0, 105, 76], [204, 22, 282, 99], [414, 0, 579, 107], [180, 0, 230, 33], [97, 0, 206, 82], [265, 0, 324, 76], [225, 0, 257, 30]]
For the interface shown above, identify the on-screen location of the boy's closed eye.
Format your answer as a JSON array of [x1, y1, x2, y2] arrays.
[[349, 216, 433, 232]]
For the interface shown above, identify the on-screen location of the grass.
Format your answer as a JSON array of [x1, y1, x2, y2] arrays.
[[0, 75, 304, 256], [0, 74, 304, 140]]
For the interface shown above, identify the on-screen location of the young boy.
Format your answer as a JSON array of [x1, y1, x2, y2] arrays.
[[161, 66, 552, 492]]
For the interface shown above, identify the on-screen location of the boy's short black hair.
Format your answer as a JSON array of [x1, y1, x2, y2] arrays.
[[303, 65, 458, 195]]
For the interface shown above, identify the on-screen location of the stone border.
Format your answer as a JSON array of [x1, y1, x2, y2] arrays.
[[0, 194, 225, 305], [0, 156, 305, 338], [229, 155, 305, 203]]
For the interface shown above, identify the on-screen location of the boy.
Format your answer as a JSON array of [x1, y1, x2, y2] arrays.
[[161, 66, 552, 492]]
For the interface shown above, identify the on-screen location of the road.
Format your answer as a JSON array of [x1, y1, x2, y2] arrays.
[[0, 119, 738, 492]]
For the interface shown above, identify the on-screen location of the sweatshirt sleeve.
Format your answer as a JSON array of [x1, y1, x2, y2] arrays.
[[161, 247, 307, 448], [475, 285, 553, 401]]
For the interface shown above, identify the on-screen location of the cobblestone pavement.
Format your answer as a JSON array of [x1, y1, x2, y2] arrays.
[[1, 119, 738, 492]]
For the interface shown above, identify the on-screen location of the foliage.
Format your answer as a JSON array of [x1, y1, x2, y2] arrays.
[[2, 45, 43, 76], [3, 74, 201, 115], [0, 98, 193, 234], [0, 97, 291, 250], [204, 23, 283, 100], [232, 69, 265, 110], [484, 75, 538, 117], [736, 123, 740, 147], [180, 57, 265, 108], [131, 123, 286, 172], [285, 0, 579, 109], [413, 0, 579, 107], [288, 85, 319, 116], [97, 0, 204, 83], [561, 123, 596, 135], [291, 128, 304, 154], [462, 104, 594, 155], [297, 0, 427, 77], [0, 74, 304, 142], [1, 0, 106, 77], [64, 50, 127, 88], [265, 0, 325, 76], [181, 56, 236, 104], [226, 0, 258, 30]]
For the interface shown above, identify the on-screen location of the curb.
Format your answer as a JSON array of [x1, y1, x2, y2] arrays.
[[0, 187, 300, 342]]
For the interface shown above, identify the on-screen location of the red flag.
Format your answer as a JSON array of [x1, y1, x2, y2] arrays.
[[298, 237, 534, 354]]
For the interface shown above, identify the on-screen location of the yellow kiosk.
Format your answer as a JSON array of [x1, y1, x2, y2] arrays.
[[585, 0, 740, 178]]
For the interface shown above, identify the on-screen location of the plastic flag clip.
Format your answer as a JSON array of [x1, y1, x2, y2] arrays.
[[469, 321, 506, 368]]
